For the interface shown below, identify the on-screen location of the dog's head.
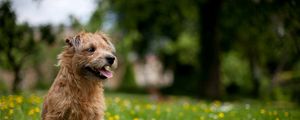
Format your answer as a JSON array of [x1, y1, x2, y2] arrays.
[[63, 32, 117, 80]]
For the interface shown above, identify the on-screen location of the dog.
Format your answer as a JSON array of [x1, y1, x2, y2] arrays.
[[42, 32, 117, 120]]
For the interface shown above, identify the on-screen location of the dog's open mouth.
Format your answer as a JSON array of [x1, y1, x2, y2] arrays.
[[85, 65, 113, 79]]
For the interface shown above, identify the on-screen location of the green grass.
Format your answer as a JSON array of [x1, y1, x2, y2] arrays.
[[0, 93, 299, 120]]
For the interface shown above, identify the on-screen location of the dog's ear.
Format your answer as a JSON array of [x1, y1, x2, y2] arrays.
[[65, 35, 81, 48]]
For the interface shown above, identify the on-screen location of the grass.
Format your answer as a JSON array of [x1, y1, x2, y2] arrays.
[[0, 93, 299, 120]]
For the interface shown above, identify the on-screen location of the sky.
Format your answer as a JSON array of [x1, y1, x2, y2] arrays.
[[11, 0, 97, 26]]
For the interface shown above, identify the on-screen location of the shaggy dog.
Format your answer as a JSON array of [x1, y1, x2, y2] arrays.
[[42, 32, 117, 120]]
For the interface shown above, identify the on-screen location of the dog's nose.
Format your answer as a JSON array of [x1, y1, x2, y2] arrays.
[[105, 56, 115, 65]]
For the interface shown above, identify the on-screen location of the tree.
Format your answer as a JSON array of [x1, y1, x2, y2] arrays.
[[109, 0, 199, 95], [197, 0, 223, 99], [0, 1, 36, 93]]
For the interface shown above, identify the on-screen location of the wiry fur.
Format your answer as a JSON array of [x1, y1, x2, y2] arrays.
[[42, 32, 116, 120]]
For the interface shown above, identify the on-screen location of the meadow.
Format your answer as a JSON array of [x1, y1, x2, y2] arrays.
[[0, 93, 299, 120]]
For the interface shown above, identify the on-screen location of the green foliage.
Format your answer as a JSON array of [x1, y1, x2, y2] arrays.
[[0, 80, 9, 95], [0, 1, 38, 92], [221, 52, 252, 94], [39, 24, 56, 45], [0, 1, 36, 70], [110, 0, 196, 56], [86, 0, 110, 32]]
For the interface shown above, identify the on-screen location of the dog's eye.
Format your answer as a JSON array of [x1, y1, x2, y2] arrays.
[[87, 47, 95, 52]]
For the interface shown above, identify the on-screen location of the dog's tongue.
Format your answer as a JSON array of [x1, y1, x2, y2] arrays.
[[99, 67, 113, 78]]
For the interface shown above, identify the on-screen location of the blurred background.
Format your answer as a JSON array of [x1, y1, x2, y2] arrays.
[[0, 0, 299, 104]]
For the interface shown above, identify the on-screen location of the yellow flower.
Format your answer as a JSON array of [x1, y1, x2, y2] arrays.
[[218, 112, 224, 118], [0, 102, 8, 110], [145, 104, 152, 109], [275, 117, 280, 120], [204, 108, 211, 113], [29, 95, 42, 104], [108, 116, 114, 120], [35, 107, 40, 113], [9, 109, 14, 115], [16, 96, 23, 104], [260, 109, 265, 114], [156, 110, 161, 115], [284, 112, 289, 117], [114, 115, 120, 120], [28, 109, 35, 116], [114, 97, 120, 103], [9, 102, 14, 108], [166, 107, 171, 112], [133, 118, 139, 120]]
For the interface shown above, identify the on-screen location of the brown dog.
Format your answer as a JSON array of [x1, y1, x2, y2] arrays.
[[42, 32, 117, 120]]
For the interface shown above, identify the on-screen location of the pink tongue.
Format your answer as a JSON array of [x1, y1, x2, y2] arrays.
[[99, 68, 113, 78]]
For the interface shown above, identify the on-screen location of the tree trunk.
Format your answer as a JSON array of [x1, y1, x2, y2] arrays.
[[12, 66, 21, 93], [249, 53, 260, 98], [198, 0, 223, 99]]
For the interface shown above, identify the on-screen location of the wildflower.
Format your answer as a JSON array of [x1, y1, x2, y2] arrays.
[[218, 112, 224, 118], [275, 117, 280, 120], [284, 112, 289, 117], [145, 104, 152, 109], [183, 102, 190, 109], [28, 109, 35, 116], [9, 109, 14, 115], [213, 100, 221, 107], [166, 107, 171, 112], [260, 109, 265, 114], [114, 97, 121, 103], [114, 115, 120, 120], [133, 118, 139, 120], [219, 103, 233, 112], [29, 95, 42, 104], [123, 100, 131, 108], [9, 101, 15, 108], [108, 116, 114, 120], [16, 96, 23, 104], [156, 110, 161, 115], [204, 108, 211, 113], [0, 102, 8, 110], [134, 105, 140, 111], [35, 107, 40, 113]]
